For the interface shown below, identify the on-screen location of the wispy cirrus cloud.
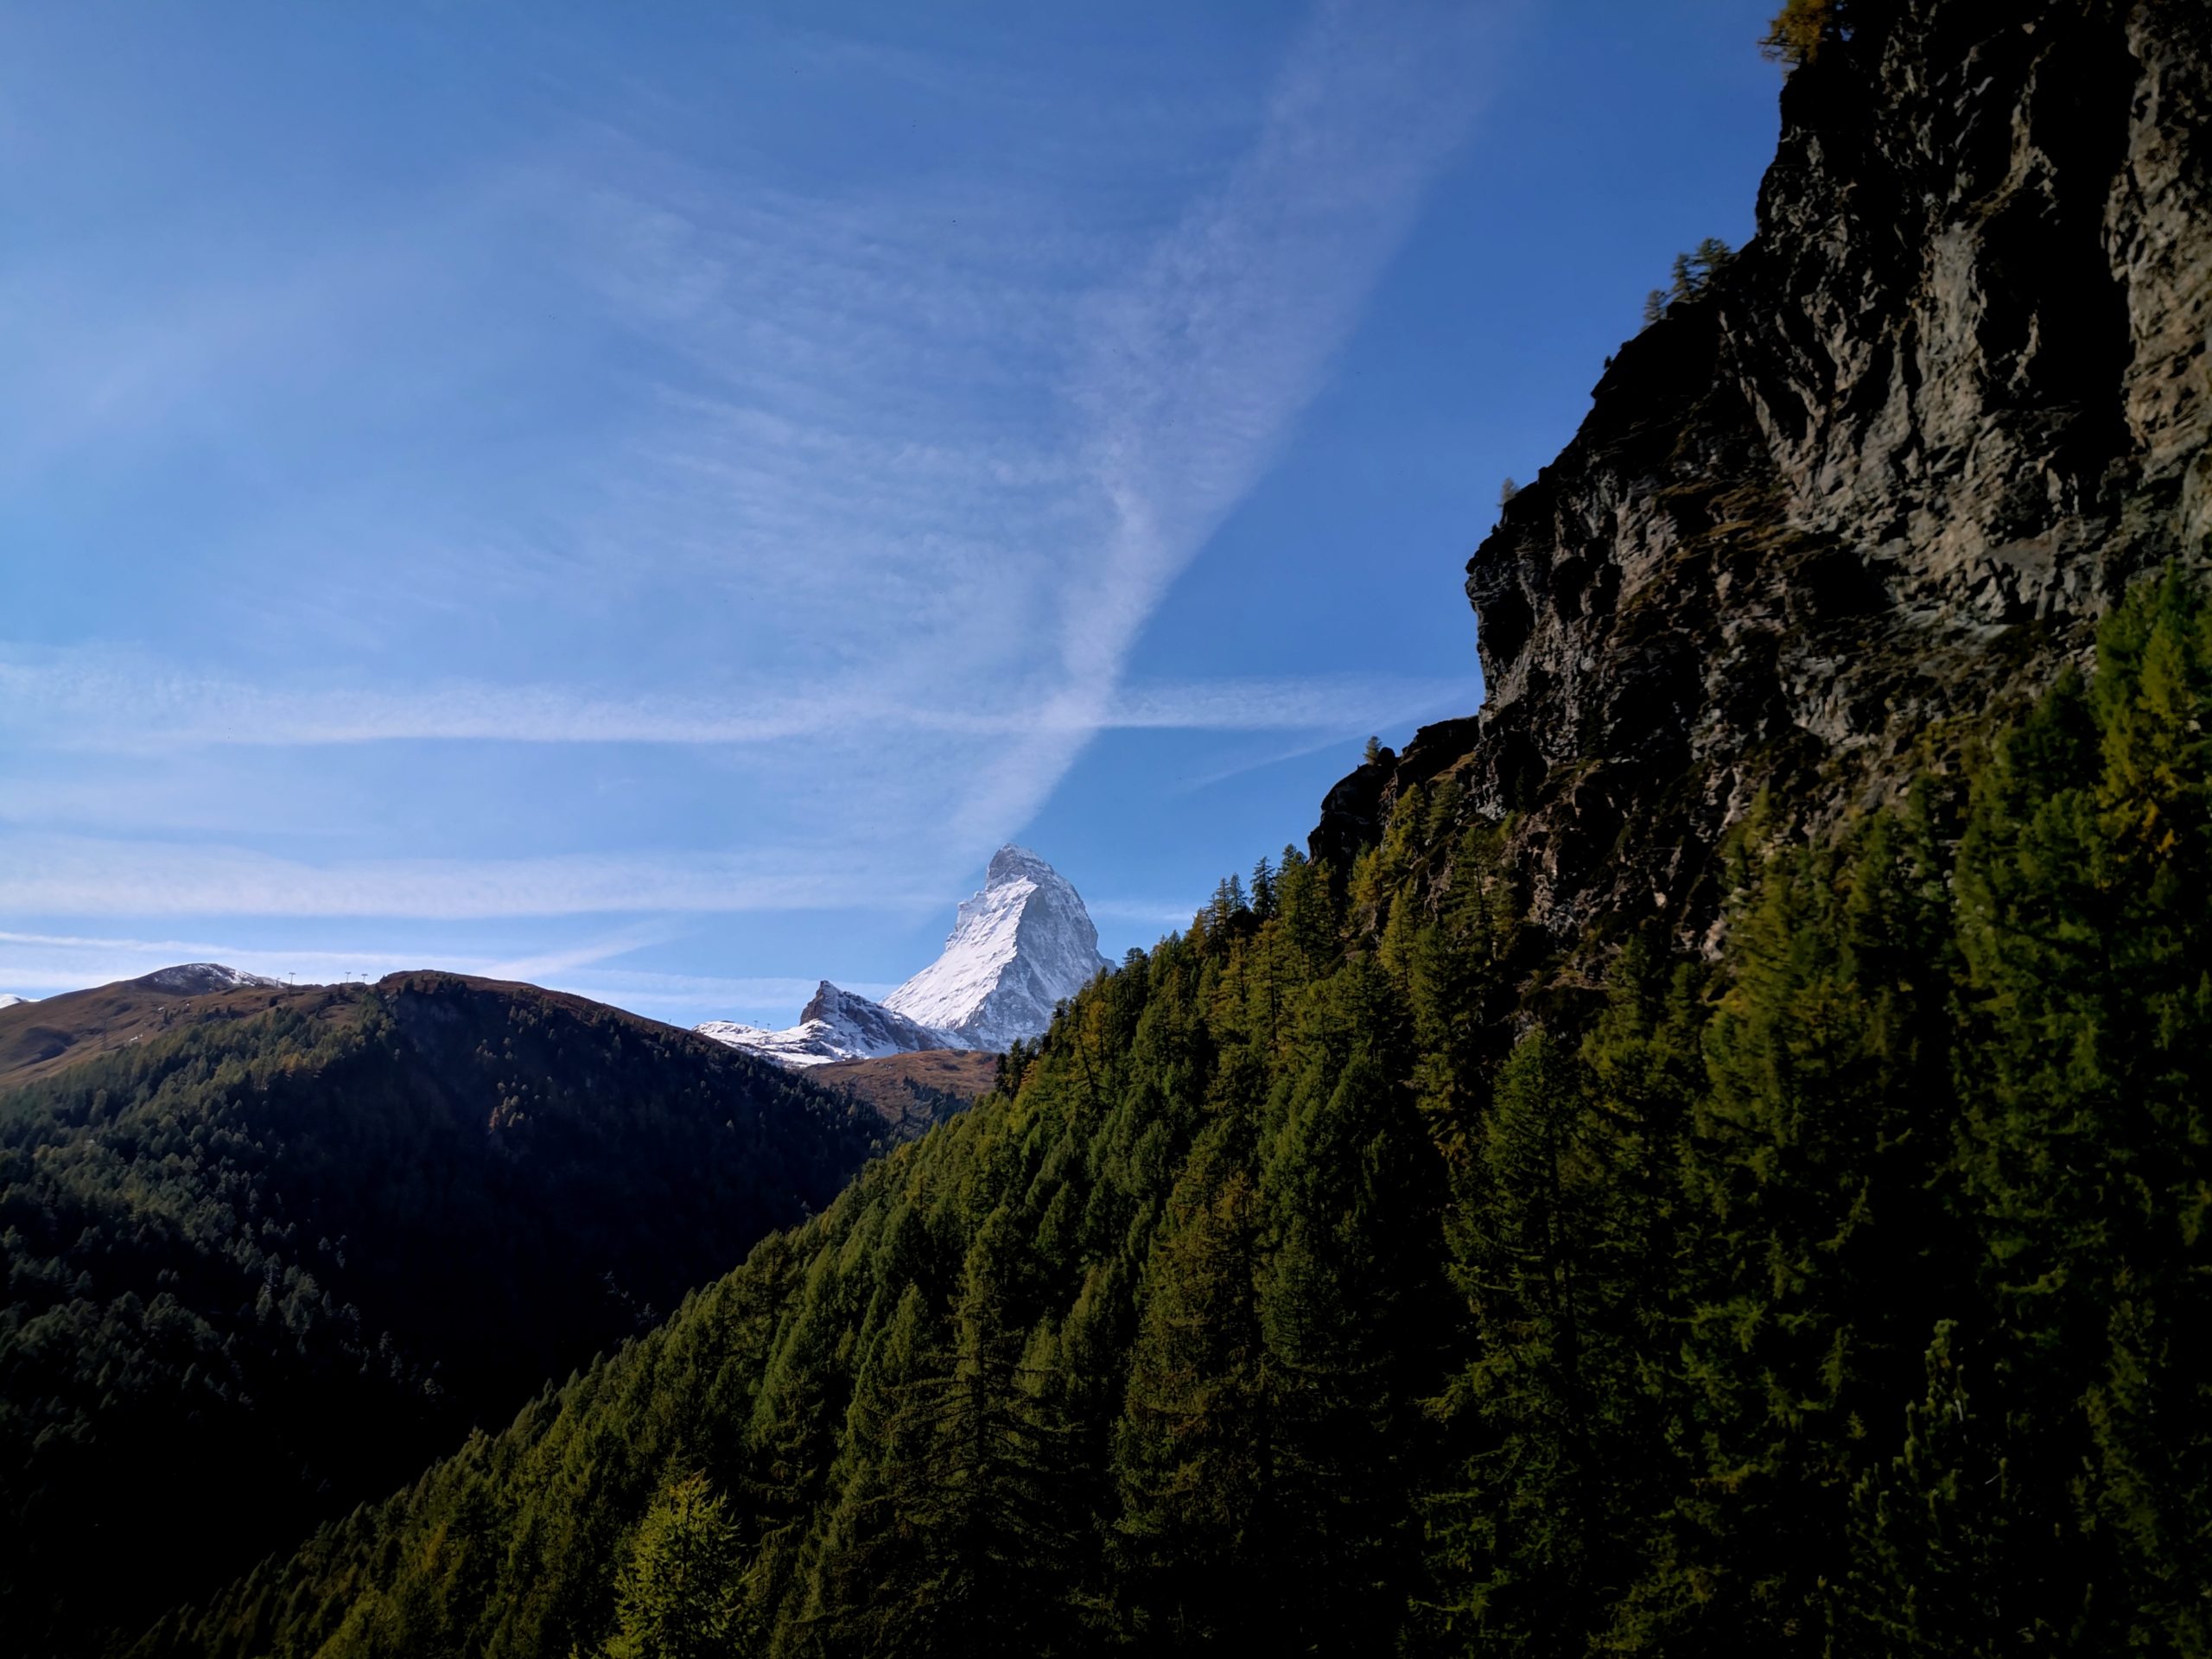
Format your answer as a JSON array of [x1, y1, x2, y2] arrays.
[[0, 652, 1477, 751], [0, 839, 931, 921], [1, 0, 1498, 972]]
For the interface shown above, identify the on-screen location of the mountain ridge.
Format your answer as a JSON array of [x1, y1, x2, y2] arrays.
[[696, 980, 962, 1068], [0, 963, 337, 1090]]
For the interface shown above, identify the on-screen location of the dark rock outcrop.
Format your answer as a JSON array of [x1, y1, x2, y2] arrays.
[[1318, 0, 2210, 942]]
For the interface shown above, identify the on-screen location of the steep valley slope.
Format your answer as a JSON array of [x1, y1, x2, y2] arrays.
[[0, 972, 881, 1653]]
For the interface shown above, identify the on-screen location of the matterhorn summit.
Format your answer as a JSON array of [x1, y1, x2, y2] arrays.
[[695, 847, 1111, 1067], [882, 846, 1113, 1052]]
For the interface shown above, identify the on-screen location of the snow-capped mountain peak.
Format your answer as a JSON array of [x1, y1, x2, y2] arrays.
[[0, 994, 32, 1010], [693, 847, 1111, 1069], [881, 845, 1111, 1052], [695, 980, 956, 1069]]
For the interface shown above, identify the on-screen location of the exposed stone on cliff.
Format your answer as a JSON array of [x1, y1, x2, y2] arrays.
[[1315, 0, 2210, 944]]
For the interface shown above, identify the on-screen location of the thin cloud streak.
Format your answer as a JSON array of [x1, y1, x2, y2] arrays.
[[0, 654, 1478, 751], [0, 840, 944, 920], [939, 0, 1498, 844], [1087, 899, 1210, 928], [501, 0, 1496, 874]]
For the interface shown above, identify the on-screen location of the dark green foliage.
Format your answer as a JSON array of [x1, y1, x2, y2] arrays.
[[607, 1473, 746, 1659], [0, 978, 876, 1656], [1641, 238, 1734, 327], [1936, 569, 2212, 1652], [130, 570, 2212, 1658]]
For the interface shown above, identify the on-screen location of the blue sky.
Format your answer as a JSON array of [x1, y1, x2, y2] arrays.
[[0, 0, 1780, 1026]]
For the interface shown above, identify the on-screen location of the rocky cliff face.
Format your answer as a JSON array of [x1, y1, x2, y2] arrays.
[[1316, 0, 2210, 943]]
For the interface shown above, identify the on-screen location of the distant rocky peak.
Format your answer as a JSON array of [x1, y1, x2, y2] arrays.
[[985, 843, 1057, 885], [799, 980, 862, 1025], [883, 847, 1110, 1052], [696, 979, 955, 1069]]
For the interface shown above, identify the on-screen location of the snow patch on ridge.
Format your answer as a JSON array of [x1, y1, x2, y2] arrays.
[[696, 981, 957, 1068], [139, 963, 284, 994]]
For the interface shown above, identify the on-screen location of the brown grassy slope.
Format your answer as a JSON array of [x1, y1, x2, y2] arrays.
[[0, 975, 353, 1090], [812, 1047, 1000, 1136]]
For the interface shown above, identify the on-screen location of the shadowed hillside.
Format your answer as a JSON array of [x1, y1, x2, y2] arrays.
[[0, 972, 880, 1653]]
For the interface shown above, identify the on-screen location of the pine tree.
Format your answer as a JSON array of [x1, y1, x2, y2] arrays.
[[1951, 571, 2212, 1650], [1689, 237, 1734, 289], [605, 1472, 744, 1659], [1257, 959, 1443, 1654], [1836, 1324, 2017, 1656], [1650, 808, 1962, 1651], [1112, 1111, 1272, 1652], [1669, 251, 1697, 306], [1432, 957, 1695, 1653], [1249, 856, 1279, 923], [808, 1209, 1077, 1658], [1760, 0, 1844, 67]]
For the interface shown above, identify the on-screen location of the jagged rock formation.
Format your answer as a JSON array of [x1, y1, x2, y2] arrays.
[[1316, 0, 2210, 942], [883, 845, 1113, 1052], [697, 980, 958, 1069], [697, 847, 1111, 1064]]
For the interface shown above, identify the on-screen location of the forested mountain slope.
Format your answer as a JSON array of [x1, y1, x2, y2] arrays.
[[129, 2, 2212, 1656], [0, 974, 879, 1653], [140, 579, 2212, 1656]]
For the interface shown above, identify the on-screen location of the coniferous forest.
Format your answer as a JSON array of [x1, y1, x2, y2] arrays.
[[0, 978, 878, 1651], [122, 573, 2212, 1657]]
